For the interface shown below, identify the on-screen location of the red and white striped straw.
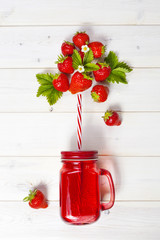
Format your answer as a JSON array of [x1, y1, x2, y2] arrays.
[[77, 94, 82, 150]]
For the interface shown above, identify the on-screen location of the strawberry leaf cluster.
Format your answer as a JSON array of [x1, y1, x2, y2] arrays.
[[36, 73, 63, 105], [72, 49, 99, 72], [104, 51, 132, 84]]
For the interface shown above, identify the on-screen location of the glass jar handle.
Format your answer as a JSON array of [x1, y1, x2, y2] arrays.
[[100, 169, 115, 210]]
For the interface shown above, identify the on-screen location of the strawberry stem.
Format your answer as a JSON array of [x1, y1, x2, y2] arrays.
[[91, 92, 100, 102], [82, 73, 93, 81], [23, 189, 37, 202], [52, 73, 60, 81], [102, 110, 113, 121], [64, 41, 74, 46], [74, 31, 86, 35]]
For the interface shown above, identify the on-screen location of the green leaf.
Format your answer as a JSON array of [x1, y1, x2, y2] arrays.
[[116, 61, 133, 72], [55, 54, 67, 64], [83, 49, 94, 65], [107, 71, 128, 84], [112, 67, 130, 73], [36, 73, 63, 106], [37, 85, 63, 105], [104, 51, 118, 70], [112, 69, 126, 78], [49, 73, 54, 79], [23, 197, 30, 202], [46, 88, 63, 106], [36, 73, 53, 85], [84, 63, 100, 72], [36, 85, 54, 97], [23, 189, 37, 202], [72, 49, 82, 69]]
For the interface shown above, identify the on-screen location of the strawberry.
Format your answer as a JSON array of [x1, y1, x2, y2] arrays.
[[102, 110, 121, 126], [69, 72, 93, 94], [73, 31, 89, 49], [61, 41, 75, 56], [52, 73, 69, 92], [56, 55, 74, 74], [23, 189, 48, 209], [93, 63, 111, 81], [79, 50, 84, 61], [91, 85, 109, 102], [88, 42, 105, 58]]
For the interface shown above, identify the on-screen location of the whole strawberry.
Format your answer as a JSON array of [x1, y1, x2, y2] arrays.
[[23, 189, 48, 209], [73, 31, 89, 49], [93, 63, 111, 81], [91, 85, 109, 102], [61, 41, 75, 56], [88, 42, 105, 58], [56, 55, 74, 74], [52, 73, 69, 92], [102, 111, 121, 126], [69, 72, 93, 94]]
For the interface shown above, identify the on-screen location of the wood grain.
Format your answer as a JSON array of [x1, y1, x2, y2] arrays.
[[1, 0, 160, 25], [0, 112, 159, 156], [0, 26, 160, 68], [0, 201, 159, 240], [1, 0, 160, 238], [0, 156, 159, 201], [0, 68, 160, 112]]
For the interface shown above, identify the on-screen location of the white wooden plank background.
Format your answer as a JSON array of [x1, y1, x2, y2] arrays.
[[0, 202, 159, 240], [0, 26, 160, 68], [0, 0, 160, 239], [0, 0, 160, 25]]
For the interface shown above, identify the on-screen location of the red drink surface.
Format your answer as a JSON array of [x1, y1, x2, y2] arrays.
[[60, 160, 100, 224]]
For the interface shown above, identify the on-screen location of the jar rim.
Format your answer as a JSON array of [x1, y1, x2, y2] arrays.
[[61, 151, 98, 160]]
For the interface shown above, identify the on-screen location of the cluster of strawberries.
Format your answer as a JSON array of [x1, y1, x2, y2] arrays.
[[36, 31, 132, 126], [54, 32, 109, 100]]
